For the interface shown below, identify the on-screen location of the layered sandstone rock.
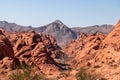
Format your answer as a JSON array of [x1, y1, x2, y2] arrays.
[[13, 31, 64, 75]]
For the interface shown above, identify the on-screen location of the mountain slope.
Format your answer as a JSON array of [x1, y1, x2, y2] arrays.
[[0, 21, 32, 32], [34, 20, 77, 47], [72, 24, 114, 38]]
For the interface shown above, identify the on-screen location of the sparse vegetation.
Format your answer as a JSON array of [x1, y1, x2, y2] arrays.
[[94, 65, 101, 68], [9, 64, 45, 80], [76, 67, 96, 80], [107, 61, 113, 65], [99, 78, 107, 80]]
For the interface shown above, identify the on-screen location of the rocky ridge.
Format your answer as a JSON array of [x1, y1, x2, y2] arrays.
[[63, 20, 120, 80]]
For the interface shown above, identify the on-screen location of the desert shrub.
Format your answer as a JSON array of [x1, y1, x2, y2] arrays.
[[76, 67, 96, 80], [99, 78, 107, 80], [9, 71, 24, 80], [94, 65, 101, 68], [9, 64, 45, 80]]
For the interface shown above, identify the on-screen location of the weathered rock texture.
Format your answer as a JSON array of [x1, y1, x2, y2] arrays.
[[13, 31, 64, 75], [63, 20, 120, 80], [63, 33, 105, 68], [0, 30, 15, 80], [0, 29, 14, 58], [0, 29, 65, 79]]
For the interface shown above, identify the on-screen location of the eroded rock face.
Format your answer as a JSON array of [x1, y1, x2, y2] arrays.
[[64, 20, 120, 80], [0, 30, 15, 80], [0, 57, 14, 71], [86, 20, 120, 80], [94, 20, 120, 63], [0, 57, 15, 80], [0, 30, 14, 58], [0, 29, 66, 79], [101, 20, 120, 51], [63, 32, 105, 68], [13, 31, 64, 74]]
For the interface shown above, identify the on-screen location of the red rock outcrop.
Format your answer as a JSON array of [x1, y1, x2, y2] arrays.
[[5, 32, 21, 46], [63, 32, 105, 68], [0, 30, 15, 80], [0, 29, 66, 79], [94, 20, 120, 63], [0, 30, 14, 58], [63, 20, 120, 80], [13, 31, 64, 74], [0, 57, 15, 80]]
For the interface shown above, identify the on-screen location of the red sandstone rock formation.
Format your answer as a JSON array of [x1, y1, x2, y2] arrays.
[[13, 31, 64, 75], [0, 29, 65, 79], [0, 30, 14, 58], [63, 32, 105, 68], [63, 20, 120, 80]]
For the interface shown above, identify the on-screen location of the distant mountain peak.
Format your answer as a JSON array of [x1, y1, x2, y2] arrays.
[[0, 21, 8, 24], [54, 20, 64, 25]]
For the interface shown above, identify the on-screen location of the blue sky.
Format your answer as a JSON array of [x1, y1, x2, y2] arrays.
[[0, 0, 120, 27]]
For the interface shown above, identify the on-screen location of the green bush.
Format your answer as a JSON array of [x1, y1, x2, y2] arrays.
[[9, 71, 24, 80], [76, 67, 96, 80], [9, 64, 45, 80]]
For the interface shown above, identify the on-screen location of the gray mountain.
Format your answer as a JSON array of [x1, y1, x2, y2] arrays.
[[0, 21, 32, 32], [72, 24, 114, 38], [34, 20, 77, 47], [0, 20, 114, 47]]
